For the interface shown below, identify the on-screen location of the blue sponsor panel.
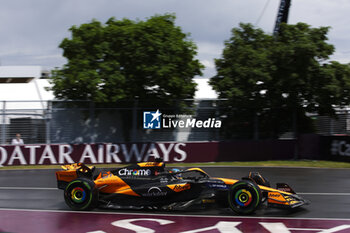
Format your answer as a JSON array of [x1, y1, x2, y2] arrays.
[[206, 182, 228, 190]]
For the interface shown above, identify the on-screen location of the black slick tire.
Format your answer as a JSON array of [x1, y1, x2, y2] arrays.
[[228, 180, 261, 215], [64, 178, 98, 211]]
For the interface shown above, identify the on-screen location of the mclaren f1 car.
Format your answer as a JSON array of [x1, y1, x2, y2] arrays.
[[55, 160, 309, 215]]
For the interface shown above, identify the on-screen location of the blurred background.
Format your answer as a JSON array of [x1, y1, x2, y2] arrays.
[[1, 0, 350, 163]]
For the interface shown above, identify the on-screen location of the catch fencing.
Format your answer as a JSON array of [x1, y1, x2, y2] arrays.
[[0, 100, 348, 145], [0, 100, 223, 145]]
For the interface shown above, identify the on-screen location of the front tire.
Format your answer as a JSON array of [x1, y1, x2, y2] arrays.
[[228, 180, 261, 215], [64, 178, 98, 210]]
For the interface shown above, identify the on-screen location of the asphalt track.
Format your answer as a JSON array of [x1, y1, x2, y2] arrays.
[[1, 166, 350, 219]]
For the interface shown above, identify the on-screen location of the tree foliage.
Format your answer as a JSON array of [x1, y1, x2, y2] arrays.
[[51, 14, 203, 106], [210, 23, 350, 138]]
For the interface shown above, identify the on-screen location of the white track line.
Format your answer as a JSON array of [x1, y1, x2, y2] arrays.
[[1, 187, 350, 196], [299, 192, 350, 196], [0, 187, 57, 190]]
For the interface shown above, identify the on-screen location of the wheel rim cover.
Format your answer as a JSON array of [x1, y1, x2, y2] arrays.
[[71, 187, 86, 203], [235, 189, 252, 207]]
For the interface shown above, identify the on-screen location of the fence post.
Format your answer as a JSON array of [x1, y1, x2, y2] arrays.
[[330, 118, 334, 135], [215, 100, 220, 141], [45, 101, 51, 144], [253, 112, 259, 140], [89, 101, 95, 143], [293, 109, 299, 159], [131, 98, 138, 142], [1, 101, 6, 144]]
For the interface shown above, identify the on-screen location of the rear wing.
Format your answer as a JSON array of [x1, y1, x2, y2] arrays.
[[56, 163, 95, 189], [60, 163, 95, 171]]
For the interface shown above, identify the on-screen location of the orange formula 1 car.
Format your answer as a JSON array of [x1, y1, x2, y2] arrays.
[[55, 160, 309, 215]]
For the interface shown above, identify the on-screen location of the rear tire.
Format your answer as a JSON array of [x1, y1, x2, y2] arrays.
[[64, 178, 98, 210], [228, 180, 261, 215]]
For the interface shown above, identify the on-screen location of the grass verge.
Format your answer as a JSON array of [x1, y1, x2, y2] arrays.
[[0, 160, 349, 170]]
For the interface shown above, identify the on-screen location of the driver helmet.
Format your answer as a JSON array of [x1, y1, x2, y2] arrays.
[[170, 168, 182, 178]]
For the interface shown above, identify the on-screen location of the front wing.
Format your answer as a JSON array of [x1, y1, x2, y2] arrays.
[[261, 185, 310, 208], [216, 178, 309, 209]]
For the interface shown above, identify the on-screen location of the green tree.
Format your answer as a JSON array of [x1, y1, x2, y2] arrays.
[[51, 14, 203, 106], [210, 23, 350, 139], [51, 14, 203, 142]]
